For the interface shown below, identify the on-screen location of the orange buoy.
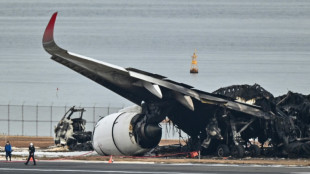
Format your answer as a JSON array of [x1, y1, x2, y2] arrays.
[[190, 49, 198, 73]]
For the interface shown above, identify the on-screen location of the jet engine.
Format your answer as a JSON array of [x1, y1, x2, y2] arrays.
[[92, 107, 162, 156]]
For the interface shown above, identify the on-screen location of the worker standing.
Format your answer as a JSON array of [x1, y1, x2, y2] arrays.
[[5, 141, 12, 161], [24, 142, 36, 165]]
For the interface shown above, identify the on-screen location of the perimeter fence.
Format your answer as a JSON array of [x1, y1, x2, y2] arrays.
[[0, 104, 122, 137], [0, 104, 184, 140]]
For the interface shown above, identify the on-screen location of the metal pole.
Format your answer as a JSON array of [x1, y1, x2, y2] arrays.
[[22, 103, 24, 136], [93, 104, 96, 128], [8, 104, 10, 135], [36, 104, 38, 137], [50, 104, 53, 137]]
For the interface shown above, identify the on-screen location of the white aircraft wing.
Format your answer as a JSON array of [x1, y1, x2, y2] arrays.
[[43, 12, 272, 119]]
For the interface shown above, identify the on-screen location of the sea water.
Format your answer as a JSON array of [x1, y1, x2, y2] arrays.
[[0, 0, 310, 135]]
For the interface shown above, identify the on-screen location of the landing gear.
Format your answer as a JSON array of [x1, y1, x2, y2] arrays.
[[216, 144, 261, 158], [249, 144, 261, 157], [231, 145, 245, 158], [217, 144, 230, 157]]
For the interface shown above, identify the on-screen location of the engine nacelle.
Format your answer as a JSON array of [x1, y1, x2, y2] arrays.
[[92, 111, 162, 156]]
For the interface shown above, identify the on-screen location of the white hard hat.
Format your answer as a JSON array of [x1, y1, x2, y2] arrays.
[[30, 143, 33, 146]]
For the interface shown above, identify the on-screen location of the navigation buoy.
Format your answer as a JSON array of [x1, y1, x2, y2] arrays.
[[190, 49, 198, 73]]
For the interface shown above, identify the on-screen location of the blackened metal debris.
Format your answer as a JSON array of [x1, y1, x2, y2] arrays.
[[275, 91, 310, 139], [210, 84, 310, 158], [54, 106, 93, 151]]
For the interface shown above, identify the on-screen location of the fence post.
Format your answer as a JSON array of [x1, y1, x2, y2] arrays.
[[7, 104, 10, 135], [36, 104, 38, 137], [93, 104, 96, 128], [50, 104, 53, 137], [22, 103, 24, 136]]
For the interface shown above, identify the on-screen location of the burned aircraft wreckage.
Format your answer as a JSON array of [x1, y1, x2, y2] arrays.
[[54, 106, 93, 151], [211, 84, 310, 157], [44, 13, 310, 158]]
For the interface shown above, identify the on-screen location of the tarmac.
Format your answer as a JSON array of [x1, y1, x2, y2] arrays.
[[0, 160, 310, 174]]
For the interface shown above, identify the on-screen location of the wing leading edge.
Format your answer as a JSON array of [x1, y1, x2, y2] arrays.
[[42, 12, 272, 119]]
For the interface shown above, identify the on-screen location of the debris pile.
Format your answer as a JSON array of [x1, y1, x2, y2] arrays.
[[213, 83, 275, 112], [212, 84, 310, 157], [213, 84, 310, 140], [275, 91, 310, 138], [54, 106, 93, 151]]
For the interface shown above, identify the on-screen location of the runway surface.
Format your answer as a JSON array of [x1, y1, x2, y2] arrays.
[[0, 161, 309, 174]]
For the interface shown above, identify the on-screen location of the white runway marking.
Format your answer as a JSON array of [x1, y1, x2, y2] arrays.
[[0, 168, 215, 174]]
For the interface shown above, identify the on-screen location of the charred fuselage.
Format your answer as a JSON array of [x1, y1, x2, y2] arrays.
[[43, 13, 310, 158]]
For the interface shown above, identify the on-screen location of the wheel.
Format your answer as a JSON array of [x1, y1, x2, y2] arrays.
[[249, 145, 261, 157], [231, 145, 245, 158], [54, 139, 60, 145], [217, 144, 230, 157], [66, 137, 77, 146]]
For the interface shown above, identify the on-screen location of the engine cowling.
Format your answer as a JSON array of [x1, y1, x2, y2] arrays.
[[92, 111, 162, 156]]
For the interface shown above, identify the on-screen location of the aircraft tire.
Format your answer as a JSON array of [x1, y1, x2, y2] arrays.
[[231, 145, 245, 158], [217, 144, 230, 157], [250, 145, 261, 157]]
